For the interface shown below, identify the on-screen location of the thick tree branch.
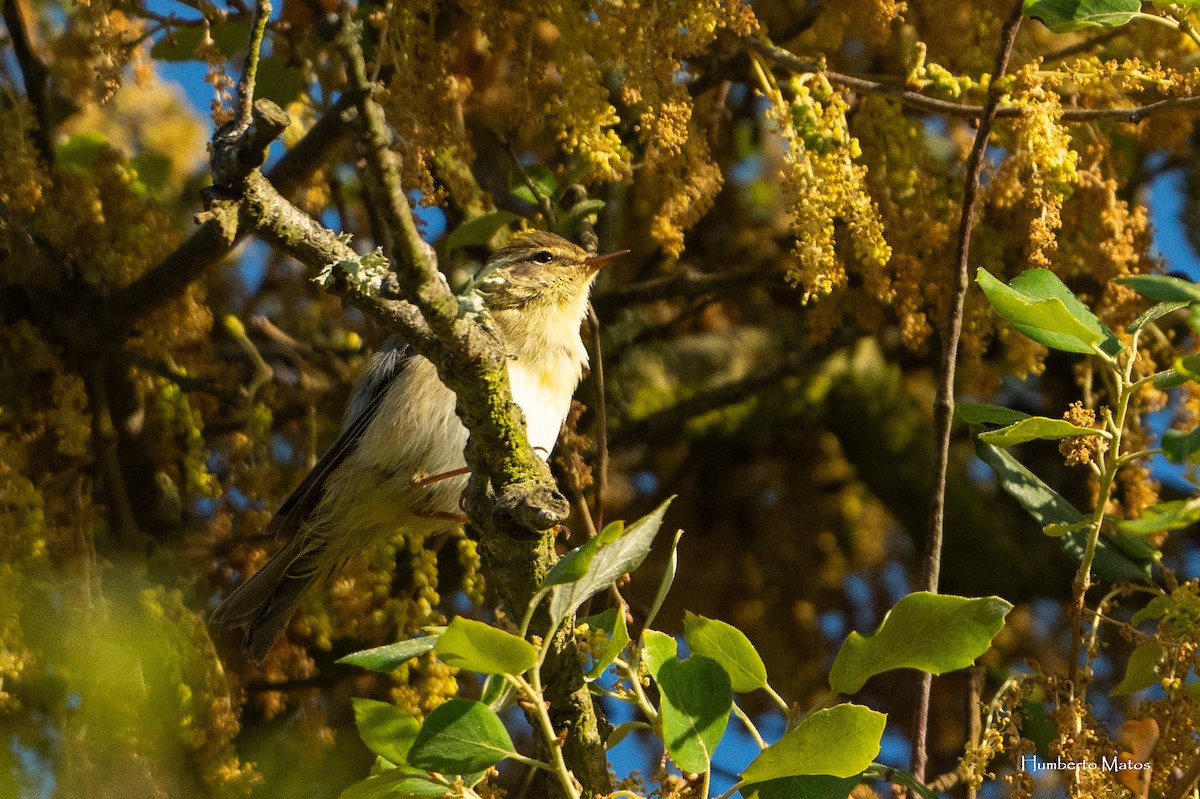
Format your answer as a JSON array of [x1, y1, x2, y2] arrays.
[[911, 2, 1024, 788], [336, 21, 459, 333], [3, 0, 54, 165], [742, 35, 1200, 124]]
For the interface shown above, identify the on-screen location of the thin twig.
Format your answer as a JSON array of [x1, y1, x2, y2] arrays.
[[587, 306, 608, 530], [336, 13, 455, 333], [1165, 748, 1200, 799], [232, 0, 272, 133], [500, 135, 559, 227], [591, 265, 779, 314], [742, 35, 1200, 124], [910, 1, 1025, 789]]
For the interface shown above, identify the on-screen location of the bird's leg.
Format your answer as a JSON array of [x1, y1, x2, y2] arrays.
[[410, 466, 470, 487]]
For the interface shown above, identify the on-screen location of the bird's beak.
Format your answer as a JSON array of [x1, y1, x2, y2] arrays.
[[583, 249, 629, 273]]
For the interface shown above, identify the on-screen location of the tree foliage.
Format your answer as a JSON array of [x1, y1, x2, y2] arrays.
[[3, 0, 1200, 797]]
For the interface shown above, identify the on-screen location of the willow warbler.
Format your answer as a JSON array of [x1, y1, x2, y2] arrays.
[[213, 230, 623, 658]]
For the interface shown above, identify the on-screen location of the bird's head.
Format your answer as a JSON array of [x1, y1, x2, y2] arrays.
[[472, 230, 623, 315]]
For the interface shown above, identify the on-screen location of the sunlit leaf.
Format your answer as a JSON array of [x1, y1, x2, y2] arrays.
[[509, 164, 558, 204], [978, 417, 1100, 448], [579, 607, 630, 679], [683, 611, 768, 693], [1023, 0, 1141, 32], [742, 704, 885, 783], [828, 592, 1012, 695], [976, 268, 1122, 355], [338, 636, 438, 672], [407, 700, 518, 775], [1127, 300, 1190, 333], [338, 770, 447, 799], [1116, 499, 1200, 535], [1112, 642, 1163, 696], [352, 698, 420, 766], [547, 497, 674, 628], [642, 629, 677, 682], [742, 775, 861, 799], [434, 617, 536, 675], [1131, 595, 1172, 626], [657, 655, 733, 774], [1117, 274, 1200, 303]]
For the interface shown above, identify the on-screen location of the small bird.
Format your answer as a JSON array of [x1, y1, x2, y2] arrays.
[[213, 230, 623, 658]]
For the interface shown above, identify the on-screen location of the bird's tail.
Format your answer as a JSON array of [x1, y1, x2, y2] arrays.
[[211, 534, 324, 660]]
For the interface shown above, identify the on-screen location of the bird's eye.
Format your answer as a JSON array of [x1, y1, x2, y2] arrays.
[[532, 250, 554, 264]]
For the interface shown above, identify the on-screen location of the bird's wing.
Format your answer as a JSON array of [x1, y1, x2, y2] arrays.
[[264, 339, 413, 541]]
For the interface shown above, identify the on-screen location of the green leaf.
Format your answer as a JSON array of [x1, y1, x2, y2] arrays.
[[1019, 701, 1057, 760], [1117, 499, 1200, 535], [978, 417, 1101, 448], [742, 776, 862, 799], [1154, 370, 1190, 389], [828, 592, 1012, 695], [352, 698, 421, 766], [338, 636, 439, 672], [1176, 354, 1200, 380], [742, 704, 886, 783], [445, 211, 521, 253], [1023, 0, 1141, 32], [579, 607, 630, 679], [542, 520, 624, 588], [1111, 642, 1163, 696], [657, 655, 733, 774], [547, 497, 674, 629], [641, 629, 677, 681], [1117, 274, 1200, 303], [254, 55, 309, 107], [976, 268, 1122, 355], [407, 700, 518, 775], [150, 18, 253, 61], [1131, 594, 1172, 626], [683, 611, 768, 693], [129, 153, 171, 193], [338, 770, 448, 799], [974, 438, 1154, 581], [57, 133, 109, 170], [479, 673, 513, 711], [644, 530, 683, 631], [556, 199, 607, 237], [433, 617, 536, 675], [1127, 301, 1190, 333], [509, 164, 558, 204], [955, 402, 1031, 426]]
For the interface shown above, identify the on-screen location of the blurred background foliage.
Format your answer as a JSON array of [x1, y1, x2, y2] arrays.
[[2, 0, 1200, 796]]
